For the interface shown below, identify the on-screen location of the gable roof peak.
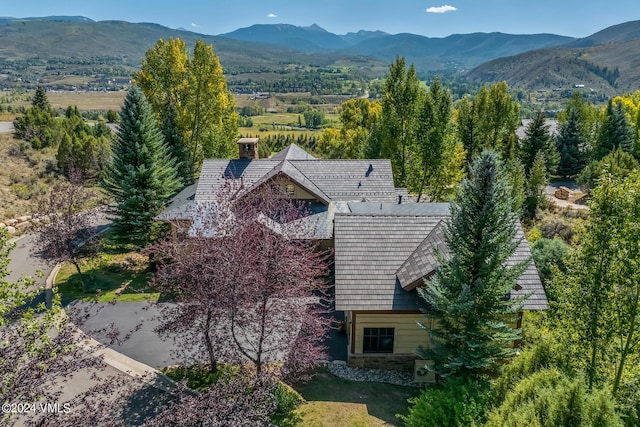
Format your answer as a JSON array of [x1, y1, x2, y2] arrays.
[[270, 143, 316, 161]]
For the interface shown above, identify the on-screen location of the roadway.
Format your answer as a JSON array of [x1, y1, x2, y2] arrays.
[[3, 215, 176, 425]]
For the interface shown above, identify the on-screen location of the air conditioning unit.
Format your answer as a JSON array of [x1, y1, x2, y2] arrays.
[[414, 359, 435, 383]]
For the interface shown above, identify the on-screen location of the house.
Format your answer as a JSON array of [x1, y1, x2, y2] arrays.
[[158, 139, 547, 379], [158, 138, 407, 244], [333, 202, 547, 379]]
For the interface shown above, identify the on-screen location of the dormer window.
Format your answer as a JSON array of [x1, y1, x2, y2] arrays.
[[286, 184, 295, 196]]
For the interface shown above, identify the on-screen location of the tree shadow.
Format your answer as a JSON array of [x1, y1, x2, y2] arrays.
[[290, 369, 420, 426], [119, 377, 180, 425]]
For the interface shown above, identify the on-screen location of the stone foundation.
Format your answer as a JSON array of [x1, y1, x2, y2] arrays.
[[348, 354, 418, 372]]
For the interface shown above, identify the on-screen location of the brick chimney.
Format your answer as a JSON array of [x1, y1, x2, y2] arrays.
[[237, 137, 259, 160]]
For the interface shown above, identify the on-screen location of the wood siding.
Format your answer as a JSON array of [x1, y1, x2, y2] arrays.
[[353, 312, 432, 355], [272, 176, 321, 200]]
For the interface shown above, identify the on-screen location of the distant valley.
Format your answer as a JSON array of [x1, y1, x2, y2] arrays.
[[0, 16, 638, 98]]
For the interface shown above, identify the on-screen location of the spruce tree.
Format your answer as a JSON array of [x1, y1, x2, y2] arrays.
[[524, 151, 548, 218], [102, 87, 180, 245], [520, 111, 559, 175], [32, 85, 51, 111], [556, 106, 587, 176], [594, 100, 634, 160], [417, 150, 529, 379], [162, 102, 193, 185]]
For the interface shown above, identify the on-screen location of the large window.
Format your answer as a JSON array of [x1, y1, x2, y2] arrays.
[[363, 327, 394, 353]]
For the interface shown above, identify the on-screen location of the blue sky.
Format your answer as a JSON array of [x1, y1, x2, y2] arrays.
[[3, 1, 640, 38]]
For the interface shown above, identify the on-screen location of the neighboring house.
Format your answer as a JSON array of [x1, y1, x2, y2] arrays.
[[158, 139, 547, 380]]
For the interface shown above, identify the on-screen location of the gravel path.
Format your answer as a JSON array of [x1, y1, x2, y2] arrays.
[[325, 361, 420, 387]]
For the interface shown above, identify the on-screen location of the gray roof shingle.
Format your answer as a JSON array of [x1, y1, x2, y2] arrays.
[[270, 143, 316, 161], [155, 182, 198, 221], [334, 206, 548, 312], [396, 220, 449, 290], [195, 157, 397, 203]]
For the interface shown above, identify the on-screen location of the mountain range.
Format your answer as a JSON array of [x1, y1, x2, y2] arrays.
[[219, 24, 574, 71], [468, 20, 640, 95], [0, 16, 638, 95]]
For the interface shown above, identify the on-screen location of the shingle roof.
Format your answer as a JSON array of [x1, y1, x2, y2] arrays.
[[196, 159, 398, 203], [396, 220, 449, 291], [270, 143, 316, 161], [347, 202, 450, 216], [155, 182, 198, 221], [334, 207, 548, 312]]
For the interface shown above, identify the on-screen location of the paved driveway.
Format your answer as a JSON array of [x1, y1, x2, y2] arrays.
[[73, 302, 196, 368], [0, 121, 14, 133]]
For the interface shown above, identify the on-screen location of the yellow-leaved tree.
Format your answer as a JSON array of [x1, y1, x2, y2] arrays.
[[134, 38, 238, 182]]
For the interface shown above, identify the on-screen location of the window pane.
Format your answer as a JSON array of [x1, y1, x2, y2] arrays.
[[363, 327, 394, 353]]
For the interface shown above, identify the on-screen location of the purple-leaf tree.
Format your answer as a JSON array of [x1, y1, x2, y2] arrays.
[[152, 181, 332, 380], [33, 174, 101, 292]]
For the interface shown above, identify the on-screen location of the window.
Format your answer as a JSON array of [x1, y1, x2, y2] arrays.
[[363, 328, 394, 353], [286, 184, 295, 195]]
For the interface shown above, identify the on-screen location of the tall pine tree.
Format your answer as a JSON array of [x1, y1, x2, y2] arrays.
[[594, 99, 634, 160], [520, 111, 559, 175], [32, 85, 51, 111], [556, 105, 588, 177], [417, 150, 528, 379], [102, 87, 180, 245]]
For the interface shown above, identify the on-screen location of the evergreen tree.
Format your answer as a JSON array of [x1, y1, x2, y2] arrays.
[[162, 102, 193, 184], [520, 111, 559, 174], [556, 105, 588, 176], [32, 85, 51, 111], [594, 100, 634, 160], [101, 87, 180, 245], [417, 150, 528, 379], [13, 86, 58, 148], [524, 151, 548, 218]]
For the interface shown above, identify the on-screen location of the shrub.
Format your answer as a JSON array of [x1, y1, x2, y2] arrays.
[[486, 369, 622, 427], [272, 382, 303, 416], [530, 238, 570, 285], [399, 378, 489, 427]]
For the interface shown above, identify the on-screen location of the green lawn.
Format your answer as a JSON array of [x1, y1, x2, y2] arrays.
[[162, 365, 418, 427], [55, 234, 160, 303], [283, 368, 420, 427]]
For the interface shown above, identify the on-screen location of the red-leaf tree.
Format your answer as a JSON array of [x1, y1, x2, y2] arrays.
[[152, 181, 332, 380], [33, 174, 101, 292]]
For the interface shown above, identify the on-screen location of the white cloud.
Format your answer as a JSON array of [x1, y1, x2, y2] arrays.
[[426, 5, 457, 13], [191, 23, 200, 27], [267, 13, 277, 18]]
